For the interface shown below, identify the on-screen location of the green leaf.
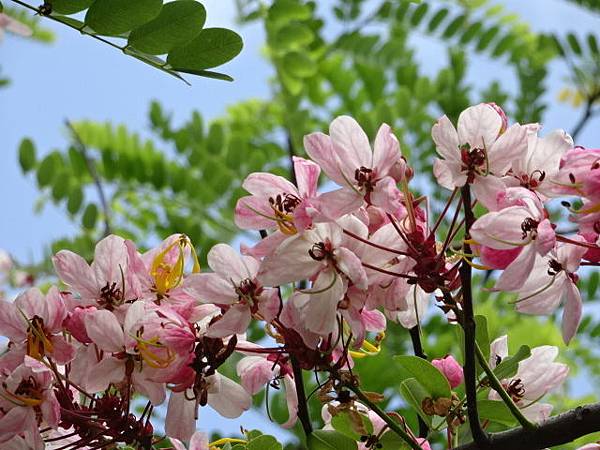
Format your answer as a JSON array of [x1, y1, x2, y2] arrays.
[[378, 431, 412, 449], [67, 187, 84, 214], [268, 0, 311, 24], [493, 345, 531, 380], [0, 2, 3, 13], [82, 203, 98, 229], [128, 0, 206, 55], [37, 154, 57, 187], [398, 377, 432, 426], [247, 435, 282, 450], [274, 22, 314, 50], [587, 34, 599, 55], [394, 355, 451, 399], [410, 2, 428, 26], [477, 399, 517, 427], [476, 26, 500, 51], [282, 51, 317, 78], [168, 27, 243, 71], [442, 14, 466, 39], [85, 0, 162, 36], [52, 173, 70, 201], [307, 430, 358, 450], [19, 138, 36, 173], [331, 410, 374, 441], [174, 68, 234, 81], [566, 32, 582, 55], [244, 429, 263, 441], [427, 8, 449, 32], [50, 0, 93, 15]]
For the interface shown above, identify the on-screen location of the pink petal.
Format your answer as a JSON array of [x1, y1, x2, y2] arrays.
[[304, 132, 347, 186], [206, 304, 251, 338], [495, 245, 537, 291], [335, 246, 368, 290], [487, 123, 528, 175], [305, 272, 345, 335], [330, 116, 372, 170], [562, 281, 582, 344], [282, 375, 298, 428], [471, 174, 507, 211], [52, 250, 99, 299], [457, 103, 503, 149], [535, 219, 556, 256], [0, 300, 26, 342], [237, 356, 274, 395], [165, 391, 197, 442], [85, 357, 125, 393], [207, 373, 252, 418], [369, 176, 402, 214], [293, 156, 320, 198], [431, 115, 460, 163], [373, 123, 401, 176], [84, 309, 124, 353], [91, 235, 128, 288], [242, 172, 298, 198], [433, 158, 467, 189], [316, 188, 364, 220], [184, 273, 237, 304], [208, 243, 259, 283], [470, 206, 532, 250]]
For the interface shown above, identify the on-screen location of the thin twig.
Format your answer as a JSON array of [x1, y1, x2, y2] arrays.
[[290, 354, 313, 437], [409, 326, 429, 438], [65, 120, 112, 237]]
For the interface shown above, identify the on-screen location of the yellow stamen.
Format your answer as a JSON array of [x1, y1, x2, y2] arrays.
[[209, 438, 247, 447], [151, 235, 200, 295]]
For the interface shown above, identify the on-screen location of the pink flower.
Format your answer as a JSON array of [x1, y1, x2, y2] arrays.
[[165, 373, 251, 441], [79, 302, 166, 404], [53, 234, 131, 310], [489, 335, 568, 422], [236, 349, 298, 428], [511, 239, 587, 343], [470, 187, 556, 291], [258, 222, 367, 335], [0, 287, 75, 365], [550, 148, 600, 200], [184, 243, 279, 337], [304, 116, 405, 217], [235, 156, 323, 234], [170, 432, 210, 450], [0, 13, 32, 39], [506, 124, 573, 197], [432, 103, 527, 209], [0, 356, 60, 450], [578, 444, 600, 450], [432, 355, 464, 388]]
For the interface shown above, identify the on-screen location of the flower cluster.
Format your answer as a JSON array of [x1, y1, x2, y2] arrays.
[[0, 104, 598, 449]]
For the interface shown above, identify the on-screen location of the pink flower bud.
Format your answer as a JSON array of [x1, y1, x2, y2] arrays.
[[65, 307, 97, 343], [432, 355, 464, 388]]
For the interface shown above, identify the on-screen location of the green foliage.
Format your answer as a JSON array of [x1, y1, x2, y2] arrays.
[[394, 355, 451, 399], [330, 410, 373, 441], [128, 0, 206, 55], [50, 0, 94, 15], [85, 0, 163, 35], [18, 138, 36, 173], [307, 430, 358, 450]]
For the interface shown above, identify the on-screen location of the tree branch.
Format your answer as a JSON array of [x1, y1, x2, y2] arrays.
[[409, 326, 429, 438], [459, 185, 490, 448], [65, 120, 112, 237], [289, 354, 313, 437], [455, 403, 600, 450], [571, 95, 600, 142]]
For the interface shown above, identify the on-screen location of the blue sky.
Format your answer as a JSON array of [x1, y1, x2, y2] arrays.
[[1, 0, 599, 440]]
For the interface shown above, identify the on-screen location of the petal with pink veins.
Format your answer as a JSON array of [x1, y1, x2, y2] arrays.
[[206, 303, 251, 338], [184, 273, 237, 304], [457, 103, 503, 149], [304, 132, 346, 186], [431, 115, 460, 163], [293, 156, 320, 198], [84, 309, 125, 353], [372, 123, 401, 176], [165, 391, 197, 442], [562, 281, 583, 344], [208, 244, 259, 283], [330, 116, 372, 171], [52, 250, 99, 299]]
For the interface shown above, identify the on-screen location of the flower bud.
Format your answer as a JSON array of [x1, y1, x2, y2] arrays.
[[432, 355, 464, 388]]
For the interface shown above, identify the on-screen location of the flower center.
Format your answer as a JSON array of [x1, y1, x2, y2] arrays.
[[100, 281, 123, 311], [519, 170, 546, 189], [520, 218, 539, 240], [460, 143, 488, 183], [26, 315, 54, 360], [308, 241, 333, 261], [269, 193, 301, 235], [354, 166, 376, 193], [505, 378, 525, 402]]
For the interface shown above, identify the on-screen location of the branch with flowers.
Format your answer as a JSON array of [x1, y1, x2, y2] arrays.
[[1, 103, 600, 450]]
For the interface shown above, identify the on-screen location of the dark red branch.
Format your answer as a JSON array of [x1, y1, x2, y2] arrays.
[[455, 403, 600, 450]]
